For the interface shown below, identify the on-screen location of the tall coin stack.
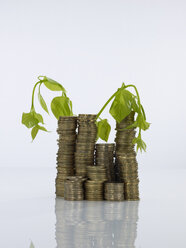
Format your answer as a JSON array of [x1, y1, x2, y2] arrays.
[[75, 114, 97, 177], [115, 111, 140, 200], [56, 116, 77, 197], [64, 176, 86, 201], [104, 182, 124, 201], [95, 143, 115, 181]]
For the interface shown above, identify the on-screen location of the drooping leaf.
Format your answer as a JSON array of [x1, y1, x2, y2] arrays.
[[140, 104, 146, 120], [69, 100, 73, 116], [109, 89, 133, 123], [33, 112, 44, 124], [51, 96, 73, 119], [31, 125, 48, 141], [43, 76, 66, 92], [37, 125, 48, 132], [22, 110, 44, 129], [22, 112, 39, 128], [38, 87, 49, 114], [31, 126, 39, 140], [131, 96, 140, 113], [30, 241, 35, 248], [96, 119, 111, 142], [132, 136, 147, 152]]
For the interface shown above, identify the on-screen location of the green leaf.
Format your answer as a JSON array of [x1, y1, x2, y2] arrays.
[[31, 126, 39, 140], [30, 241, 35, 248], [22, 112, 39, 128], [43, 76, 66, 92], [22, 111, 44, 129], [51, 96, 73, 119], [96, 119, 111, 142], [31, 125, 48, 141], [33, 112, 44, 124], [109, 89, 133, 123], [69, 100, 73, 116], [38, 86, 49, 114], [131, 96, 140, 113], [132, 136, 147, 152]]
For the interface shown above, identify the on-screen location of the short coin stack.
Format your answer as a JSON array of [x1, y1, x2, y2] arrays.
[[85, 166, 108, 200], [64, 176, 86, 201], [55, 116, 77, 197], [85, 180, 104, 201], [104, 182, 124, 201], [75, 114, 97, 177], [95, 143, 115, 181], [115, 111, 140, 200]]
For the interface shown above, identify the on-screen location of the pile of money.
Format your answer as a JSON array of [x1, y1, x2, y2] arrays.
[[104, 182, 124, 201], [115, 111, 140, 200], [75, 114, 97, 177], [55, 116, 77, 197], [95, 143, 115, 181], [85, 180, 104, 201], [64, 176, 86, 201]]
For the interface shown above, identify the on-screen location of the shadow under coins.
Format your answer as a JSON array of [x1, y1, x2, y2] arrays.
[[55, 198, 139, 248]]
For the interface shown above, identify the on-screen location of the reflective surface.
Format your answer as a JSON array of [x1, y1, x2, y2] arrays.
[[55, 199, 139, 248], [0, 168, 186, 248]]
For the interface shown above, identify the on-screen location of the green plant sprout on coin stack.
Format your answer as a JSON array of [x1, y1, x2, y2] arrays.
[[21, 76, 150, 152]]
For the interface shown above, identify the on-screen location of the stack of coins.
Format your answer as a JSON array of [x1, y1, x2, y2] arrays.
[[95, 143, 115, 181], [55, 116, 77, 197], [64, 176, 86, 201], [116, 155, 139, 201], [85, 180, 104, 201], [75, 114, 97, 177], [115, 111, 140, 200], [104, 182, 124, 201], [87, 165, 108, 181]]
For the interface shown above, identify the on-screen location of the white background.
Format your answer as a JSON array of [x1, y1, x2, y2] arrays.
[[0, 1, 186, 247], [0, 0, 186, 169]]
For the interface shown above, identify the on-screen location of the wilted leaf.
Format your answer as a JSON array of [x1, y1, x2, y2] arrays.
[[132, 136, 147, 152], [31, 125, 48, 141], [51, 96, 73, 119], [109, 89, 133, 123], [31, 126, 39, 140], [22, 112, 39, 128], [43, 76, 66, 92], [38, 86, 49, 114], [96, 119, 111, 142]]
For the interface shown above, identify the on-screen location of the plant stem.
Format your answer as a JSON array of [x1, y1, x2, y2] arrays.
[[124, 84, 142, 113], [31, 81, 41, 111], [96, 90, 119, 120]]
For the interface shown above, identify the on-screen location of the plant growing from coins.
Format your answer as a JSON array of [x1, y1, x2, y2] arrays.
[[22, 76, 150, 152], [95, 82, 150, 152], [21, 76, 73, 140]]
